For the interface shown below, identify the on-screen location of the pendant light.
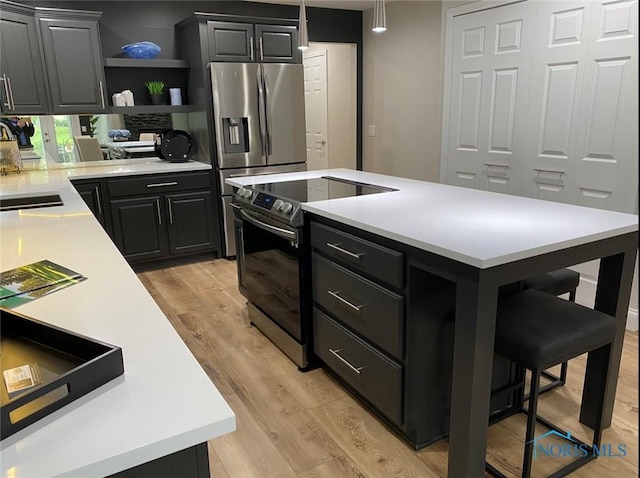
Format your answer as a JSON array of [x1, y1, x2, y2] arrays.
[[372, 0, 387, 33], [298, 0, 309, 50]]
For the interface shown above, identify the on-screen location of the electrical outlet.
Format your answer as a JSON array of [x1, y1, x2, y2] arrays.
[[368, 125, 376, 137]]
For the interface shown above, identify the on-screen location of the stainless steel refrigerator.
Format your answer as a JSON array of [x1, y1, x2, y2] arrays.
[[210, 62, 307, 257]]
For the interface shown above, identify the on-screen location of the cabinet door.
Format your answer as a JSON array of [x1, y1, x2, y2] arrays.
[[166, 191, 216, 255], [207, 21, 254, 62], [110, 197, 168, 262], [38, 18, 106, 114], [255, 24, 300, 63], [73, 181, 105, 227], [0, 8, 49, 114]]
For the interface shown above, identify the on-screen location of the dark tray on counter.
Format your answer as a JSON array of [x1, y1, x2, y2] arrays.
[[0, 308, 124, 440]]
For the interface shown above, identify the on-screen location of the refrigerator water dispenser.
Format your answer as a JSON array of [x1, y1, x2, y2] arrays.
[[222, 117, 250, 153]]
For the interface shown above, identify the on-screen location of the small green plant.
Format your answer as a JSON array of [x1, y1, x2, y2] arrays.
[[89, 115, 99, 137], [145, 81, 165, 94]]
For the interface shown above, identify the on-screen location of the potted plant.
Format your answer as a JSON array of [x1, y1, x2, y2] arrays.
[[145, 81, 165, 105]]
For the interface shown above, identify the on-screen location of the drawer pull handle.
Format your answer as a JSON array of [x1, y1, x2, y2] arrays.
[[326, 242, 363, 260], [146, 182, 178, 188], [329, 348, 363, 374], [328, 290, 364, 311]]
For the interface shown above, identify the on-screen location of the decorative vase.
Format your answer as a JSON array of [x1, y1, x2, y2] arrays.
[[150, 93, 164, 105]]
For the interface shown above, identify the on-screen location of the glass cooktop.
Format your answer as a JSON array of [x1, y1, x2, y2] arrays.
[[252, 176, 397, 203]]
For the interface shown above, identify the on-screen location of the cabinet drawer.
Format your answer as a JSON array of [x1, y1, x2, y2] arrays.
[[311, 222, 404, 289], [312, 253, 404, 359], [107, 172, 211, 198], [314, 308, 403, 425]]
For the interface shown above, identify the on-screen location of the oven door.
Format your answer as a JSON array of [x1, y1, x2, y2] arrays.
[[233, 205, 302, 341]]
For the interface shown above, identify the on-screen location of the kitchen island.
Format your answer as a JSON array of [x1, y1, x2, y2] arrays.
[[0, 160, 235, 477], [228, 168, 638, 477]]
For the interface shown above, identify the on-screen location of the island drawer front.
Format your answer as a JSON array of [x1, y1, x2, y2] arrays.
[[314, 307, 403, 425], [107, 172, 211, 197], [312, 253, 404, 359], [311, 222, 404, 289]]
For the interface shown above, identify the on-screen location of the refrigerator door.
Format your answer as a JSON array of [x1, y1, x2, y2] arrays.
[[261, 63, 306, 166], [210, 63, 265, 169]]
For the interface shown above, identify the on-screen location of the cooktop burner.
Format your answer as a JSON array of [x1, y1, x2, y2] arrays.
[[234, 176, 397, 227], [252, 176, 396, 202]]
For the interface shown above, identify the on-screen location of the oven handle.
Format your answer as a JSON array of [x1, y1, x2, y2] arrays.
[[235, 206, 297, 242]]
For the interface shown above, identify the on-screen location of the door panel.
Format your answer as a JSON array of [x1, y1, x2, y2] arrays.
[[207, 21, 254, 63], [446, 1, 537, 195], [255, 24, 299, 63], [0, 11, 49, 114], [523, 1, 593, 203], [110, 197, 167, 261], [210, 63, 264, 169], [303, 50, 328, 171], [572, 0, 638, 213], [166, 191, 215, 255], [262, 63, 306, 166]]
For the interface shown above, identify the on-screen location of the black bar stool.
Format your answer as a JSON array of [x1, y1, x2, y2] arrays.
[[487, 289, 616, 478], [522, 268, 580, 396]]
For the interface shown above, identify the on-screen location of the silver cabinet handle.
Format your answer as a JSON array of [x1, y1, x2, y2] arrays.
[[326, 242, 363, 260], [146, 182, 178, 188], [0, 74, 10, 110], [5, 76, 15, 110], [328, 290, 364, 311], [249, 37, 254, 61], [258, 37, 264, 61], [167, 197, 174, 224], [99, 80, 105, 109], [94, 186, 102, 215], [156, 199, 162, 226], [329, 348, 363, 374]]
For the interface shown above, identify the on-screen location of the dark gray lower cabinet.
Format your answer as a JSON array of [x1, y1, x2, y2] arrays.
[[166, 191, 215, 254], [110, 196, 168, 262], [109, 442, 210, 478], [309, 217, 518, 450], [72, 171, 219, 267], [72, 180, 105, 226]]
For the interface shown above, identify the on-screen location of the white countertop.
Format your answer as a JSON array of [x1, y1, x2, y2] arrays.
[[228, 169, 638, 269], [0, 160, 235, 477]]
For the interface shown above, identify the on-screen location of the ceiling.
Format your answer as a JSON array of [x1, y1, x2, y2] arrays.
[[244, 0, 393, 11]]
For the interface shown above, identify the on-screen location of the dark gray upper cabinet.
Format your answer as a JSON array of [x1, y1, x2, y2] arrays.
[[206, 19, 300, 64], [0, 1, 49, 114], [37, 10, 106, 114], [207, 21, 254, 63], [255, 24, 299, 63]]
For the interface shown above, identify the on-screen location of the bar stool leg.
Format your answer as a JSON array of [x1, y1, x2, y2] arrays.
[[523, 369, 541, 478]]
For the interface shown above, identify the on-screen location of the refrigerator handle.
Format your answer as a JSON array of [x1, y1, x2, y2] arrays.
[[263, 73, 273, 156], [257, 69, 268, 159]]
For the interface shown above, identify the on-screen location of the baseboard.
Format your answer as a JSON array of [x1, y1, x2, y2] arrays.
[[575, 277, 638, 331]]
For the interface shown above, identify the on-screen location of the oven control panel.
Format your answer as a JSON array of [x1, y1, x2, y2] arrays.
[[235, 187, 301, 225]]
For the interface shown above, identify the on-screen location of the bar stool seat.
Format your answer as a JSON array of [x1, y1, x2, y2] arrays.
[[487, 289, 616, 478], [522, 268, 580, 298]]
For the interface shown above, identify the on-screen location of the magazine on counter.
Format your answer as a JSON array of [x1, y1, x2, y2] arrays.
[[0, 260, 85, 308]]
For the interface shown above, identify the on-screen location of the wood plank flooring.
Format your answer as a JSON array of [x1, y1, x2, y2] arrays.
[[138, 259, 638, 478]]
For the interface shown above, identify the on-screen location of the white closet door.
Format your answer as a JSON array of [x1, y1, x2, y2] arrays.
[[571, 0, 638, 213], [523, 2, 594, 203], [445, 1, 537, 195]]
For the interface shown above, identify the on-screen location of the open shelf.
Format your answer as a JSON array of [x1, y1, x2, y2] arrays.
[[106, 105, 197, 114], [104, 58, 189, 68]]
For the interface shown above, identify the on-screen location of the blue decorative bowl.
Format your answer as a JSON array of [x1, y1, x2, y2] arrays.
[[121, 42, 161, 60], [108, 129, 132, 140]]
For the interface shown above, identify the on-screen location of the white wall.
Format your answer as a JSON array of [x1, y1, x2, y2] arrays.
[[306, 42, 357, 170], [362, 0, 443, 181]]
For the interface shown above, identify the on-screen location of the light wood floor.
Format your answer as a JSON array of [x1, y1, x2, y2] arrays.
[[138, 259, 638, 478]]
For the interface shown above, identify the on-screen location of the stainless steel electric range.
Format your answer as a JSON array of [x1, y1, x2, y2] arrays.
[[232, 176, 397, 369]]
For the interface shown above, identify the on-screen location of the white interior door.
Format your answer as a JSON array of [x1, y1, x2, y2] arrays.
[[570, 0, 638, 213], [303, 49, 329, 174], [522, 1, 594, 203], [445, 1, 537, 195]]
